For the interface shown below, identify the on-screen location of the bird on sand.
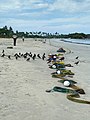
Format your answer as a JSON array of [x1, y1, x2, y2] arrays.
[[32, 54, 36, 60], [15, 56, 18, 60], [74, 61, 79, 65], [2, 50, 4, 53], [60, 57, 65, 61], [1, 53, 5, 57], [26, 58, 30, 61], [37, 54, 41, 59], [75, 56, 79, 59], [8, 55, 11, 59]]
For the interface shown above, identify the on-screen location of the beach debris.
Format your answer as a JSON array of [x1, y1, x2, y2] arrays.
[[46, 86, 75, 93], [49, 63, 65, 70], [65, 63, 73, 67], [51, 70, 61, 75], [45, 43, 89, 104], [58, 79, 77, 85], [62, 70, 74, 75], [7, 46, 13, 49], [52, 61, 64, 65], [46, 86, 90, 104], [57, 48, 66, 53], [62, 79, 85, 94], [56, 53, 64, 56], [59, 56, 65, 61], [63, 81, 71, 87], [56, 70, 61, 74], [52, 70, 74, 78], [47, 53, 64, 63], [52, 65, 56, 69]]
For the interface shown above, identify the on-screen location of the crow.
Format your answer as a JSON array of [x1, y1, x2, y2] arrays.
[[37, 54, 41, 59], [14, 53, 20, 57], [1, 53, 5, 57], [60, 57, 65, 61], [2, 50, 4, 53], [42, 53, 46, 60], [74, 61, 79, 65], [26, 58, 30, 61], [42, 55, 46, 60], [15, 56, 18, 60], [23, 54, 27, 58], [75, 56, 79, 59], [8, 55, 11, 59], [32, 54, 36, 60], [28, 52, 32, 57]]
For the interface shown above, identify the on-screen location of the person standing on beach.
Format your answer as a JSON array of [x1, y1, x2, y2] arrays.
[[22, 36, 24, 42], [12, 35, 18, 46]]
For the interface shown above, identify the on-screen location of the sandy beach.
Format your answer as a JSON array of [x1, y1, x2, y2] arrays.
[[0, 38, 90, 120]]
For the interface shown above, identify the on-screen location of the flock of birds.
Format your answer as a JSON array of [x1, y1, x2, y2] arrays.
[[75, 56, 79, 65], [1, 49, 80, 66], [1, 50, 46, 61]]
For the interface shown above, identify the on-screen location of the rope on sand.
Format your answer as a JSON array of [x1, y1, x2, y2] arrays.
[[59, 79, 90, 104], [46, 86, 90, 104], [67, 94, 90, 104]]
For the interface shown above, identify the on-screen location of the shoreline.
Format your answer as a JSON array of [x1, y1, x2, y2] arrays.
[[60, 38, 90, 45]]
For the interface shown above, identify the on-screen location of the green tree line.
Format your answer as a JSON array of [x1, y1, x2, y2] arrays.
[[0, 26, 90, 39]]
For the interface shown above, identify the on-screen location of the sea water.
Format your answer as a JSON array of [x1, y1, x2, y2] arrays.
[[60, 38, 90, 45], [48, 38, 90, 47]]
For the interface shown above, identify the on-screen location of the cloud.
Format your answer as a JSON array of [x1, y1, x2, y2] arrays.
[[0, 0, 22, 12], [0, 0, 90, 13], [48, 0, 90, 13], [0, 0, 90, 33], [0, 0, 49, 12]]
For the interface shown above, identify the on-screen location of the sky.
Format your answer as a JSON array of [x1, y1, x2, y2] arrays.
[[0, 0, 90, 34]]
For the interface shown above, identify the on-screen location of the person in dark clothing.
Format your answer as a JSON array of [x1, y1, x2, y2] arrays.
[[12, 35, 18, 46], [22, 36, 24, 42]]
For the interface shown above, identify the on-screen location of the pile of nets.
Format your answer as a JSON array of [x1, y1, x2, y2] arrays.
[[46, 48, 90, 104]]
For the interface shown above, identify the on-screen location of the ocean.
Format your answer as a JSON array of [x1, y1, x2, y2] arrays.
[[60, 38, 90, 45], [48, 38, 90, 47]]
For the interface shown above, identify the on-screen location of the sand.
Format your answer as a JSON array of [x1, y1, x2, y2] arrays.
[[0, 38, 90, 120]]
